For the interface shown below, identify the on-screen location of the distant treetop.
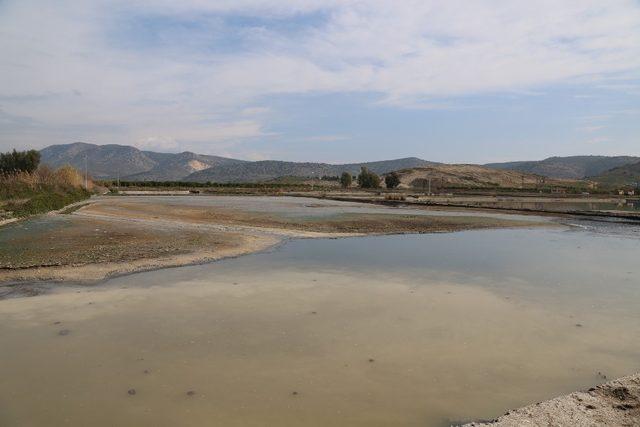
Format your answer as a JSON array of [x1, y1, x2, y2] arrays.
[[0, 149, 41, 174]]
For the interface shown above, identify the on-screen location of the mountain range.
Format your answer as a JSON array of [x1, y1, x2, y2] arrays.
[[589, 161, 640, 186], [186, 158, 436, 183], [40, 143, 435, 182], [485, 156, 640, 180], [40, 143, 246, 181], [39, 143, 640, 185]]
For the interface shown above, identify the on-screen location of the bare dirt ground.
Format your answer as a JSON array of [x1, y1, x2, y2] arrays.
[[78, 198, 547, 234], [462, 373, 640, 426], [0, 213, 278, 296]]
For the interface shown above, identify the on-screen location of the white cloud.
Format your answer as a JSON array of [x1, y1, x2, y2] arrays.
[[1, 0, 640, 152], [579, 125, 605, 133], [304, 135, 350, 142]]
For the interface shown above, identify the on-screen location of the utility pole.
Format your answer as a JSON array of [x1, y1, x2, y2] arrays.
[[428, 178, 432, 195], [84, 155, 88, 189]]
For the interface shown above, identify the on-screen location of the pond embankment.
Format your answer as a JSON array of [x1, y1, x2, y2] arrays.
[[462, 373, 640, 426]]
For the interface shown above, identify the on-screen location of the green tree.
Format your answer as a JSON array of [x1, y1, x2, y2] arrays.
[[385, 172, 401, 189], [357, 167, 381, 189], [340, 171, 352, 188], [0, 149, 41, 174]]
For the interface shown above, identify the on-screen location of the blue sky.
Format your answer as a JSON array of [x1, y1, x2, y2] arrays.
[[1, 0, 639, 163]]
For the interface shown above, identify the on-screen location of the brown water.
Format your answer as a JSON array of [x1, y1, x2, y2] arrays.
[[1, 223, 640, 426]]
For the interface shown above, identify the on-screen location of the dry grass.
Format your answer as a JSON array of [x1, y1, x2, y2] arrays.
[[385, 193, 406, 201], [0, 165, 89, 192], [0, 165, 92, 217]]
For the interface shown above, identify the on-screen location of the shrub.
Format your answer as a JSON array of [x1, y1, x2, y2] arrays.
[[54, 165, 84, 187], [340, 171, 352, 188], [385, 172, 401, 189], [357, 167, 381, 189], [385, 194, 406, 201]]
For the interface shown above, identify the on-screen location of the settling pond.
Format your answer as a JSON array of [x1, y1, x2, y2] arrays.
[[1, 200, 639, 426]]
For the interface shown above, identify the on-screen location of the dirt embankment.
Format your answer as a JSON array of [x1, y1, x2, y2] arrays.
[[462, 373, 640, 427]]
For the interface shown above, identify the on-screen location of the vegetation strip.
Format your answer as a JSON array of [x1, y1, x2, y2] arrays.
[[1, 149, 92, 221]]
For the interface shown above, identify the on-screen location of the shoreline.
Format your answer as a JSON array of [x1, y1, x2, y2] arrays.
[[312, 193, 640, 222], [0, 197, 96, 229], [0, 232, 282, 299], [461, 373, 640, 426], [0, 196, 552, 295]]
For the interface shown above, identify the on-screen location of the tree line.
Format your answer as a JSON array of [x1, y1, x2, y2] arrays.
[[0, 149, 41, 174], [340, 167, 400, 189]]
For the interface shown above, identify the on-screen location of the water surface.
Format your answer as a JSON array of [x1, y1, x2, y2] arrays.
[[1, 205, 639, 426]]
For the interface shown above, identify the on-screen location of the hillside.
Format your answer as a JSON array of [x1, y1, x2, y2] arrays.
[[41, 143, 156, 179], [126, 151, 246, 181], [392, 164, 574, 190], [486, 156, 640, 179], [40, 143, 433, 182], [590, 161, 640, 187], [40, 143, 245, 180], [185, 157, 434, 183]]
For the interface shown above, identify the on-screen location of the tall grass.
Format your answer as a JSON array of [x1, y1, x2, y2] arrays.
[[0, 165, 92, 218]]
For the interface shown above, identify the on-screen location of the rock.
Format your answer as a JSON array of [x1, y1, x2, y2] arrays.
[[127, 388, 136, 396], [58, 329, 70, 336]]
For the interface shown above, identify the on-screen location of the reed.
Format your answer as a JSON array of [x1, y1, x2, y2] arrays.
[[0, 165, 92, 217]]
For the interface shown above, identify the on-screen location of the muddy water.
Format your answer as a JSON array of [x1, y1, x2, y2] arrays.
[[1, 226, 640, 426]]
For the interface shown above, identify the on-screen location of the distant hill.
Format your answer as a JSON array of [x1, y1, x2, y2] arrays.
[[40, 143, 434, 182], [44, 143, 638, 185], [126, 151, 246, 181], [486, 156, 640, 179], [589, 161, 640, 187], [185, 157, 436, 183], [392, 164, 574, 190], [40, 143, 245, 180]]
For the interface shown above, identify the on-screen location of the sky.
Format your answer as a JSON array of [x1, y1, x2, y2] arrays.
[[1, 0, 639, 164]]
